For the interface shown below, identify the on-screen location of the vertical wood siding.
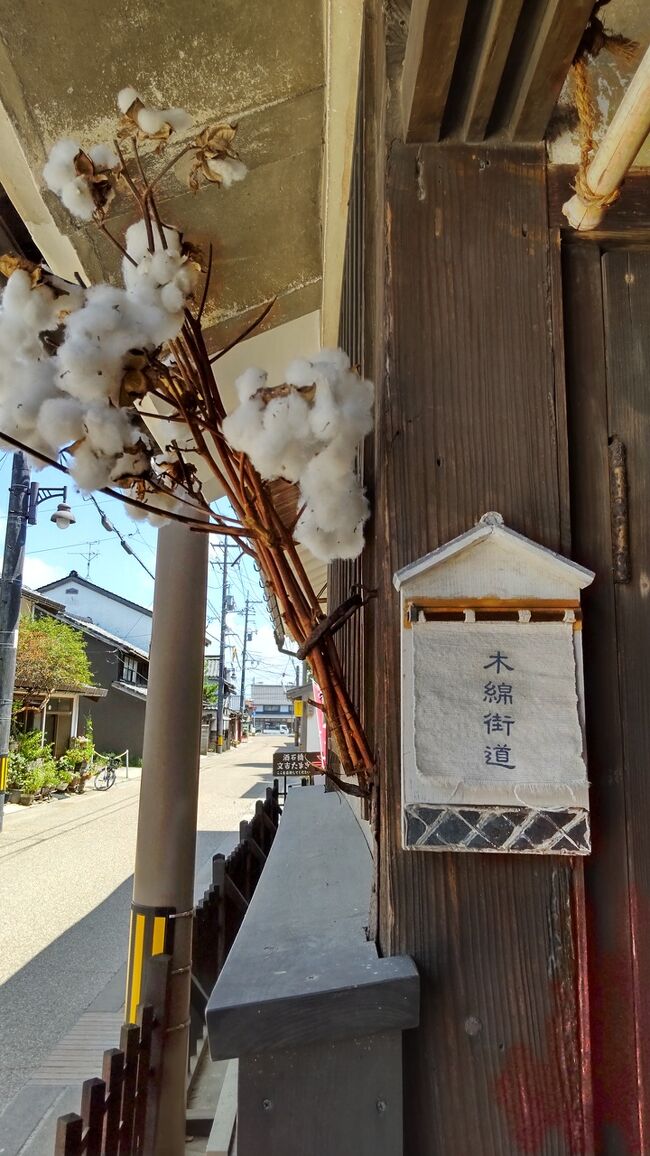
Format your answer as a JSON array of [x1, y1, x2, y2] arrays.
[[373, 144, 586, 1154]]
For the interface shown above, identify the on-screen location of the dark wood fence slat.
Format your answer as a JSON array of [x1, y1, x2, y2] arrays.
[[80, 1078, 106, 1156], [141, 955, 172, 1154], [118, 1023, 140, 1156], [134, 1005, 154, 1154], [54, 1114, 83, 1156], [54, 789, 280, 1156], [101, 1048, 123, 1154]]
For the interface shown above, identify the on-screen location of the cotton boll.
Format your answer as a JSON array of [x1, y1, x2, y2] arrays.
[[1, 271, 59, 336], [36, 397, 85, 449], [166, 108, 193, 132], [339, 382, 374, 441], [234, 367, 267, 403], [314, 348, 351, 373], [60, 176, 95, 220], [124, 220, 181, 264], [43, 139, 81, 193], [110, 447, 150, 482], [118, 86, 140, 114], [89, 143, 119, 170], [69, 443, 114, 491], [222, 397, 265, 455], [206, 157, 247, 188], [160, 282, 185, 313], [284, 358, 316, 389], [309, 380, 343, 443], [83, 405, 139, 456], [136, 107, 167, 135]]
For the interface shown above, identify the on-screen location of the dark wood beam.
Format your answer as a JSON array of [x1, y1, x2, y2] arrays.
[[459, 0, 526, 140], [492, 0, 594, 141], [401, 0, 468, 142]]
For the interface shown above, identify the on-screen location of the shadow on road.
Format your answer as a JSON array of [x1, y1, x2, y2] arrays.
[[0, 828, 230, 1120]]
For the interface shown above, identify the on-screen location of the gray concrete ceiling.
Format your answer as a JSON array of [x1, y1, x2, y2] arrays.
[[0, 0, 324, 345]]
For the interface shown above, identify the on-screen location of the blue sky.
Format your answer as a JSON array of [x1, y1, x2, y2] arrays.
[[0, 453, 295, 693]]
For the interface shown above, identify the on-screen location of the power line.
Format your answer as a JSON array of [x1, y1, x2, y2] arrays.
[[85, 492, 155, 580]]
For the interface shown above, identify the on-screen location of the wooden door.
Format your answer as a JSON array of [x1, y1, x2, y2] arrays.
[[565, 243, 650, 1154]]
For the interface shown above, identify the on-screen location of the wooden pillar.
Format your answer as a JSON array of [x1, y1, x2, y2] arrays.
[[373, 145, 588, 1153]]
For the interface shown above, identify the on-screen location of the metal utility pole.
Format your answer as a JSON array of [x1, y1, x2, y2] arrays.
[[0, 453, 30, 831], [216, 541, 228, 753], [128, 518, 208, 1155], [239, 596, 250, 715]]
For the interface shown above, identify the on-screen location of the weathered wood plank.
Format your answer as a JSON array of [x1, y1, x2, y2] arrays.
[[493, 0, 593, 141], [602, 248, 650, 1146], [379, 144, 587, 1153], [562, 241, 634, 1151], [401, 0, 469, 142]]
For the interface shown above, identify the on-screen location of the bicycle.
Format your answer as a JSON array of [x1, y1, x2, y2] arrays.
[[93, 754, 120, 791]]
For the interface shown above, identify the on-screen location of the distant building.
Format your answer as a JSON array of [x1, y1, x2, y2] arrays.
[[37, 570, 153, 652], [250, 682, 293, 731], [62, 616, 149, 760], [34, 574, 153, 759], [18, 588, 107, 757]]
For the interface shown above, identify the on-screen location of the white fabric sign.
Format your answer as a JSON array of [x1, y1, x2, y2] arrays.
[[410, 620, 588, 809]]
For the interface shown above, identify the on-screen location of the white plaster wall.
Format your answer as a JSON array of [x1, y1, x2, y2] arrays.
[[41, 579, 152, 652]]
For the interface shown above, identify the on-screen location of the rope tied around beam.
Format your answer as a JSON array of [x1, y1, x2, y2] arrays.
[[571, 1, 639, 208]]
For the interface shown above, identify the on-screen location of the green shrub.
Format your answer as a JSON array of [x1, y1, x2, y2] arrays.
[[8, 732, 56, 793]]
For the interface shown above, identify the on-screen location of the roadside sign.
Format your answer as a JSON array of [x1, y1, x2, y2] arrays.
[[272, 751, 324, 775]]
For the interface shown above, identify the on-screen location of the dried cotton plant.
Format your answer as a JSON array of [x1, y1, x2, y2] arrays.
[[0, 87, 375, 790]]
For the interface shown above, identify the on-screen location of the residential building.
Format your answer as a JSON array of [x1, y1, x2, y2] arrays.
[[249, 683, 292, 732], [62, 616, 149, 760], [38, 570, 153, 651], [17, 588, 107, 756], [19, 586, 149, 759]]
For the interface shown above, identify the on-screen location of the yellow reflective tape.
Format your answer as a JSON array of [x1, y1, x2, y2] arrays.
[[128, 913, 145, 1024], [0, 756, 7, 791], [152, 915, 166, 956]]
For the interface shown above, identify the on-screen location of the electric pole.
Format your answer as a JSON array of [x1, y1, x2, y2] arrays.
[[0, 453, 30, 831], [216, 541, 228, 753], [239, 596, 250, 715]]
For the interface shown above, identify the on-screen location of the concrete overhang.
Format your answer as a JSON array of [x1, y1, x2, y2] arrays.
[[0, 0, 364, 618]]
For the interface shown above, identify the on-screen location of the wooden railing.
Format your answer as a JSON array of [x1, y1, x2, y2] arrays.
[[54, 782, 281, 1154], [54, 955, 170, 1156], [189, 783, 281, 1076]]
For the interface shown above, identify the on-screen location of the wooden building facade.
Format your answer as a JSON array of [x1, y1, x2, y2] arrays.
[[331, 3, 650, 1151]]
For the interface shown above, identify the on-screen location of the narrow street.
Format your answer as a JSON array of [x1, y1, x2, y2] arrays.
[[0, 735, 286, 1123]]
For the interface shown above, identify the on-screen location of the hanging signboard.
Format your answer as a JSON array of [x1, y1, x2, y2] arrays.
[[272, 751, 324, 776], [393, 513, 595, 855]]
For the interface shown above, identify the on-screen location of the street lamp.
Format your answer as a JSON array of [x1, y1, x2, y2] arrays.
[[0, 454, 75, 831]]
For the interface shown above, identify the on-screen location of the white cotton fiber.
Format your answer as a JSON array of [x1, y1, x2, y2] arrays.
[[118, 87, 140, 113], [110, 448, 149, 482], [43, 139, 80, 194], [36, 397, 85, 448], [222, 346, 373, 559], [83, 404, 139, 456], [136, 107, 167, 135], [89, 143, 119, 170], [60, 176, 95, 221], [124, 221, 181, 264], [206, 157, 247, 188], [234, 367, 267, 403], [222, 397, 264, 454], [69, 443, 114, 491], [166, 108, 193, 132]]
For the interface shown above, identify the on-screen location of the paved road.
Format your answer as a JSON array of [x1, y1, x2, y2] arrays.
[[0, 735, 285, 1118]]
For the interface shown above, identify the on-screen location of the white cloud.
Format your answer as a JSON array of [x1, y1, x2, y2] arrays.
[[22, 556, 64, 590]]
